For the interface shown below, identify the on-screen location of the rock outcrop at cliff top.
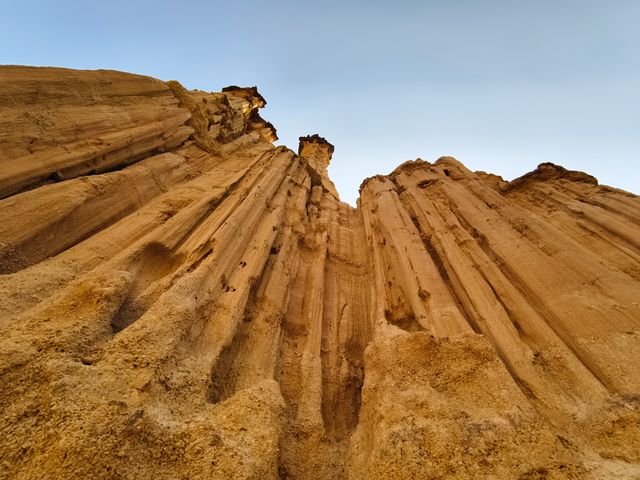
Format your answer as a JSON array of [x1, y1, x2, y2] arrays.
[[1, 66, 639, 480]]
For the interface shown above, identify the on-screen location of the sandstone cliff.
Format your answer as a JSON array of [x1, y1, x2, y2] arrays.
[[1, 66, 639, 479]]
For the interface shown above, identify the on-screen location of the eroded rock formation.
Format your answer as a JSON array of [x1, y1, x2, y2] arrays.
[[1, 66, 639, 479]]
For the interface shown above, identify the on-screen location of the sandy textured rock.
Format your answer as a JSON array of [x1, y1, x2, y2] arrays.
[[0, 66, 639, 479]]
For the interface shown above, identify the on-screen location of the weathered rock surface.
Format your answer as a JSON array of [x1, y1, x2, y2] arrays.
[[1, 66, 639, 479]]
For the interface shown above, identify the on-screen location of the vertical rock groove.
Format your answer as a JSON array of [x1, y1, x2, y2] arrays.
[[1, 67, 640, 479]]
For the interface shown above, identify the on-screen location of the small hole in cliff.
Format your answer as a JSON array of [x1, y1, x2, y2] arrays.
[[270, 246, 279, 255], [443, 169, 450, 177], [417, 179, 438, 189], [49, 170, 64, 182], [384, 309, 423, 332], [418, 288, 431, 301]]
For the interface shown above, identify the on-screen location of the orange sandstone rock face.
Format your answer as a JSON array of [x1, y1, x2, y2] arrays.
[[0, 66, 639, 480]]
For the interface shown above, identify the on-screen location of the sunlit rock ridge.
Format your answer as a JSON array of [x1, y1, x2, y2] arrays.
[[1, 66, 639, 479]]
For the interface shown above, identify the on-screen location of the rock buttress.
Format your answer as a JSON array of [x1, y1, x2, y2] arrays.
[[1, 66, 640, 480]]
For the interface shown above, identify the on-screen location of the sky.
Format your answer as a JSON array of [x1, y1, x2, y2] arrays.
[[1, 0, 639, 205]]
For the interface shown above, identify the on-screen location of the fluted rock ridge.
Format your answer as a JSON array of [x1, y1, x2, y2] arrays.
[[1, 66, 639, 480]]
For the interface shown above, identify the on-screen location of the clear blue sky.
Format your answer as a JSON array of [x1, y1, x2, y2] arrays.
[[2, 0, 639, 204]]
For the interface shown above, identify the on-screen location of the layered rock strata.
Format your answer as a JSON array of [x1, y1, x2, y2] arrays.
[[1, 66, 639, 479]]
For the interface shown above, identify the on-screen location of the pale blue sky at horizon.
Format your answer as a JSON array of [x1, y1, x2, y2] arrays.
[[2, 0, 638, 205]]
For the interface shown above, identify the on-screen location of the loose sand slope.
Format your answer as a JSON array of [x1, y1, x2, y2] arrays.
[[1, 66, 639, 479]]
